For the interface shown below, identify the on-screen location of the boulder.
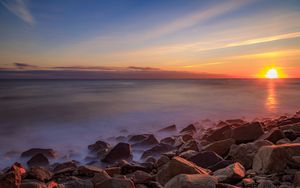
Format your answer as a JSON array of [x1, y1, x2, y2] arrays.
[[259, 128, 284, 144], [294, 171, 300, 187], [156, 156, 208, 186], [180, 124, 196, 134], [121, 163, 152, 174], [88, 140, 110, 156], [160, 137, 175, 146], [181, 134, 193, 142], [208, 160, 234, 172], [257, 180, 276, 188], [91, 171, 111, 185], [178, 140, 199, 153], [203, 138, 235, 157], [213, 162, 245, 183], [126, 170, 152, 184], [203, 125, 232, 142], [157, 125, 177, 132], [188, 151, 223, 168], [102, 143, 132, 163], [59, 176, 93, 188], [283, 129, 298, 141], [141, 143, 175, 159], [77, 165, 103, 176], [164, 174, 218, 188], [27, 154, 49, 167], [216, 183, 241, 188], [25, 167, 52, 182], [21, 148, 56, 158], [95, 178, 135, 188], [179, 150, 198, 159], [156, 155, 170, 167], [253, 143, 300, 173], [0, 163, 25, 188], [132, 135, 159, 148], [53, 161, 77, 173], [128, 134, 151, 143], [20, 179, 47, 188], [228, 140, 273, 169], [231, 122, 264, 143], [105, 167, 121, 177]]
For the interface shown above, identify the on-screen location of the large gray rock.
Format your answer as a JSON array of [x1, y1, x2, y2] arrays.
[[156, 156, 208, 186], [203, 138, 235, 157], [231, 122, 264, 143], [203, 125, 232, 142], [253, 143, 300, 173], [164, 174, 217, 188], [259, 128, 284, 144], [213, 162, 245, 183]]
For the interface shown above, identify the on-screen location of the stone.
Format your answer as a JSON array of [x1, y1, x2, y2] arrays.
[[53, 161, 77, 173], [26, 167, 52, 182], [121, 163, 151, 174], [102, 143, 132, 163], [188, 151, 223, 168], [228, 140, 273, 169], [208, 160, 234, 172], [156, 155, 170, 167], [257, 180, 276, 188], [126, 170, 152, 184], [231, 122, 264, 143], [132, 134, 159, 148], [0, 163, 25, 188], [27, 154, 49, 167], [156, 156, 208, 186], [203, 138, 235, 157], [276, 138, 291, 144], [20, 179, 47, 188], [259, 128, 284, 144], [179, 150, 198, 159], [95, 178, 135, 188], [283, 129, 298, 141], [141, 143, 175, 159], [21, 148, 56, 158], [91, 171, 111, 185], [160, 137, 175, 146], [213, 162, 245, 183], [146, 181, 163, 188], [253, 143, 300, 173], [164, 174, 218, 188], [180, 124, 196, 134], [157, 125, 177, 132], [59, 176, 93, 188], [203, 125, 232, 142], [129, 134, 151, 143], [216, 183, 241, 188], [178, 140, 199, 153], [181, 134, 193, 142], [294, 171, 300, 187], [88, 140, 110, 156], [77, 165, 103, 176], [105, 167, 121, 177]]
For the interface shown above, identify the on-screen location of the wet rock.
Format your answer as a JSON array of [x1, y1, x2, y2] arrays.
[[208, 160, 234, 172], [294, 171, 300, 187], [179, 150, 198, 159], [88, 140, 110, 156], [53, 161, 77, 173], [129, 134, 151, 143], [121, 163, 151, 174], [257, 180, 276, 188], [228, 140, 273, 169], [181, 134, 193, 142], [160, 137, 175, 146], [132, 134, 159, 148], [156, 155, 170, 167], [253, 143, 300, 173], [189, 151, 223, 168], [141, 143, 175, 159], [164, 174, 218, 188], [157, 125, 177, 132], [259, 128, 284, 144], [242, 178, 255, 187], [203, 124, 232, 142], [203, 138, 235, 157], [21, 148, 56, 158], [0, 163, 25, 188], [126, 170, 152, 184], [102, 143, 132, 163], [156, 156, 208, 186], [146, 181, 163, 188], [27, 154, 50, 167], [77, 165, 103, 176], [178, 139, 199, 153], [180, 124, 196, 134], [25, 167, 52, 182], [20, 179, 47, 188], [231, 122, 264, 143], [276, 138, 291, 144], [283, 129, 298, 141], [91, 171, 111, 185], [105, 167, 121, 177], [95, 178, 135, 188], [213, 162, 245, 183], [59, 176, 93, 188]]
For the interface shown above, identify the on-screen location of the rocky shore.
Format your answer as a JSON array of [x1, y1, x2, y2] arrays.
[[1, 111, 300, 188]]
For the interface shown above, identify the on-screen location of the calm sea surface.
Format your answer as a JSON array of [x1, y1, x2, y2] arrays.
[[0, 79, 300, 166]]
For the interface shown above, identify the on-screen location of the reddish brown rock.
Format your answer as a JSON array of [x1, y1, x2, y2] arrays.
[[126, 170, 152, 184], [180, 124, 196, 134], [53, 161, 77, 173], [92, 171, 111, 185], [0, 163, 25, 188], [189, 151, 224, 168], [164, 174, 217, 188], [128, 134, 151, 143], [213, 162, 245, 183], [156, 156, 209, 186], [27, 154, 49, 167], [25, 167, 52, 182], [203, 125, 232, 142], [231, 122, 264, 143], [77, 165, 103, 176], [259, 128, 284, 144], [203, 138, 235, 157], [178, 140, 199, 153], [21, 148, 56, 158], [102, 143, 132, 163], [141, 143, 175, 159], [132, 134, 159, 148], [160, 137, 175, 146], [88, 140, 110, 156]]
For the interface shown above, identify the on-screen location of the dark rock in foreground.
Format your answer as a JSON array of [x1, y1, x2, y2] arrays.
[[102, 142, 132, 164]]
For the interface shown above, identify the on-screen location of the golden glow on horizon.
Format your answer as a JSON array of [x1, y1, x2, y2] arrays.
[[265, 68, 279, 79]]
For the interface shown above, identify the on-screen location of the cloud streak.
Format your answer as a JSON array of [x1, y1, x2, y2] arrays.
[[1, 0, 35, 25]]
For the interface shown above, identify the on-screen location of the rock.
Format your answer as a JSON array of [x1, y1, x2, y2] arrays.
[[157, 125, 177, 132], [283, 129, 298, 141], [95, 178, 135, 188], [132, 135, 159, 148], [259, 128, 284, 144], [181, 134, 193, 142], [203, 125, 232, 142], [253, 143, 300, 173], [129, 134, 151, 143], [180, 124, 196, 134], [231, 122, 264, 143], [213, 162, 245, 183], [146, 181, 163, 188], [156, 155, 170, 167], [188, 151, 223, 168], [20, 179, 47, 188], [21, 148, 56, 158], [0, 163, 25, 188], [178, 140, 199, 153], [88, 140, 110, 156], [208, 160, 234, 172], [156, 156, 208, 186], [53, 161, 77, 173], [164, 174, 218, 188], [59, 176, 93, 188], [121, 164, 151, 174], [276, 138, 291, 144], [179, 150, 198, 159], [126, 170, 152, 184], [294, 171, 300, 187], [92, 171, 111, 185], [77, 165, 103, 176], [257, 180, 276, 188], [216, 183, 241, 188], [160, 137, 175, 146], [105, 167, 121, 177], [242, 178, 255, 187], [141, 143, 175, 159], [27, 154, 49, 167], [203, 138, 235, 157], [228, 140, 273, 169], [25, 167, 52, 182], [102, 143, 132, 163]]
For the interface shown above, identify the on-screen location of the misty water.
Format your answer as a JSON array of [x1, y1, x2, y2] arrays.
[[0, 79, 300, 167]]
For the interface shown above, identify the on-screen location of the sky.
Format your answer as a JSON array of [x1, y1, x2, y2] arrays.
[[0, 0, 300, 79]]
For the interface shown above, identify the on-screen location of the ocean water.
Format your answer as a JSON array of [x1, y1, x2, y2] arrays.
[[0, 79, 300, 167]]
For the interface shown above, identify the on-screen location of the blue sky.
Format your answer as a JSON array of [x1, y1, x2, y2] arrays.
[[0, 0, 300, 78]]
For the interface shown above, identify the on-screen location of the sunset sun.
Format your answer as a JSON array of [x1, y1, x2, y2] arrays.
[[265, 68, 279, 79]]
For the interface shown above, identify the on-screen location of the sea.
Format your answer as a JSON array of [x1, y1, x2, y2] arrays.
[[0, 79, 300, 167]]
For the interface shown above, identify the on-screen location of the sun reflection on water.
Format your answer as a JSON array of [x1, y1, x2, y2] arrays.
[[266, 80, 278, 112]]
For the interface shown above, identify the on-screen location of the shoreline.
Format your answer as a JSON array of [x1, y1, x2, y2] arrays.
[[1, 111, 300, 188]]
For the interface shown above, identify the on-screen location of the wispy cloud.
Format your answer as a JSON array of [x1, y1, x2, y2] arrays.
[[13, 62, 38, 69], [1, 0, 35, 25]]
